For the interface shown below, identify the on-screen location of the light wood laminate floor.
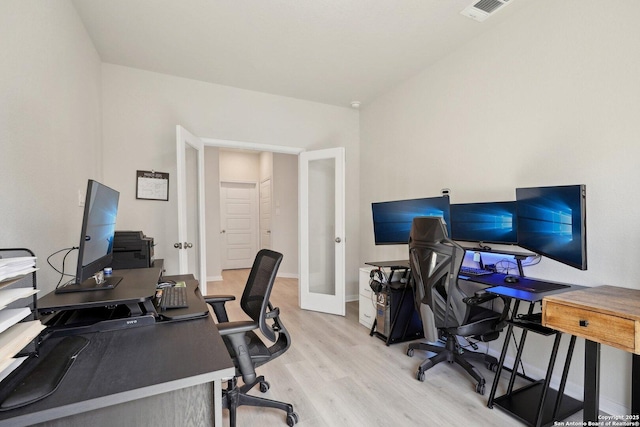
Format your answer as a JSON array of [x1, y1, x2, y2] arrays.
[[209, 269, 585, 426]]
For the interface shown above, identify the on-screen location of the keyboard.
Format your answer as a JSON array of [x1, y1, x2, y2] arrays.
[[459, 266, 494, 276], [158, 286, 188, 310]]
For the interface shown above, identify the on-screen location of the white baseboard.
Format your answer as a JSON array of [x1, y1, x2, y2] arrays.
[[277, 272, 299, 279], [206, 275, 223, 282]]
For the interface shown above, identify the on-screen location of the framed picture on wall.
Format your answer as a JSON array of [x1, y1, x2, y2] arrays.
[[136, 170, 169, 201]]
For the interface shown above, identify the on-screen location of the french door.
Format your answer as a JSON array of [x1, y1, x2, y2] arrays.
[[299, 148, 345, 316]]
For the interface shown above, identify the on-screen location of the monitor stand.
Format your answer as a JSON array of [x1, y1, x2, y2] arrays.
[[54, 276, 123, 294]]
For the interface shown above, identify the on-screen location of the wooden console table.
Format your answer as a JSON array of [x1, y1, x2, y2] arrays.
[[542, 285, 640, 422]]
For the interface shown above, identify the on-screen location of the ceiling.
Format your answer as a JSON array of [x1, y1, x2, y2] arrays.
[[71, 0, 532, 108]]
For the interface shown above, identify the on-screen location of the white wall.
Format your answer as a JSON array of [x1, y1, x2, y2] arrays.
[[101, 64, 360, 295], [359, 0, 640, 413], [219, 149, 260, 182], [0, 0, 102, 295]]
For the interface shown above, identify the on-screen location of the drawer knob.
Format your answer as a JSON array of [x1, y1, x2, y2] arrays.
[[579, 320, 589, 327]]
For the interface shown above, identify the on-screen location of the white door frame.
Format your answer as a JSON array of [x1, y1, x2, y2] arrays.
[[176, 125, 207, 291], [200, 137, 346, 315]]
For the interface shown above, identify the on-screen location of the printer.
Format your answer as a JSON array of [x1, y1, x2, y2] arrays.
[[111, 231, 154, 269]]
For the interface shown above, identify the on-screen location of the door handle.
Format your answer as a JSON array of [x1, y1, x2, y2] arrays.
[[185, 242, 193, 249], [220, 230, 226, 234], [335, 237, 342, 243], [174, 243, 183, 249]]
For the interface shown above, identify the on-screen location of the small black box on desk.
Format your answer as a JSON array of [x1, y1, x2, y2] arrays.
[[111, 231, 154, 269]]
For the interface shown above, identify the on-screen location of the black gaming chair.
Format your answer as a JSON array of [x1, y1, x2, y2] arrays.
[[406, 217, 509, 395], [205, 249, 298, 426]]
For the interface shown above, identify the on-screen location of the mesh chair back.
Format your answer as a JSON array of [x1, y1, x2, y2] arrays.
[[409, 218, 466, 330], [240, 249, 283, 342]]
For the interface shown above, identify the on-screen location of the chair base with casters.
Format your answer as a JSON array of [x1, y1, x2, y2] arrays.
[[407, 332, 499, 395], [222, 375, 298, 427], [205, 249, 299, 427]]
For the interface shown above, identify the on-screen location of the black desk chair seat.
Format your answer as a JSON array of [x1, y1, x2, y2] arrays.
[[406, 217, 509, 395], [206, 249, 298, 427]]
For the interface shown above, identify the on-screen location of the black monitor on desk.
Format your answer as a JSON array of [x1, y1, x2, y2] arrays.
[[371, 196, 451, 245], [516, 185, 587, 270], [450, 201, 518, 245], [56, 180, 122, 293]]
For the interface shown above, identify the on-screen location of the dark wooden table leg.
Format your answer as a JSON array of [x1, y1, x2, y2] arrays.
[[584, 340, 600, 422]]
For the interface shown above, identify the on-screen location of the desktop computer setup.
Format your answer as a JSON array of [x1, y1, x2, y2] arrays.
[[371, 184, 587, 275], [0, 179, 209, 412], [48, 180, 196, 324]]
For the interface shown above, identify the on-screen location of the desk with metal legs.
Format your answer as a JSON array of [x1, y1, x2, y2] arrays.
[[462, 274, 583, 427]]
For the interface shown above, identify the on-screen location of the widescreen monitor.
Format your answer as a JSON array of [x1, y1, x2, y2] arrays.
[[372, 196, 451, 245], [516, 184, 587, 270], [450, 201, 518, 244], [57, 179, 122, 293]]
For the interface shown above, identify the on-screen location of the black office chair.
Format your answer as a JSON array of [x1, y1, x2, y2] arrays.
[[406, 217, 509, 395], [205, 249, 298, 426]]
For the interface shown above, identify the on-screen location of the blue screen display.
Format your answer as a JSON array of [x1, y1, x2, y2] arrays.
[[450, 201, 518, 244], [516, 185, 586, 270], [372, 196, 451, 245]]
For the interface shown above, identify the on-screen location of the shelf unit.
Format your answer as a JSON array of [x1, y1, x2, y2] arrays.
[[487, 299, 582, 427], [0, 248, 43, 381]]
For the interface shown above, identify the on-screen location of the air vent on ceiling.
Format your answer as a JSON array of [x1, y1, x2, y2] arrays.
[[461, 0, 513, 22]]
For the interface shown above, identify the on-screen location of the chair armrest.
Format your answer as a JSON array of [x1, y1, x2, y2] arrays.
[[203, 295, 236, 304], [204, 295, 236, 323], [463, 292, 499, 306], [216, 320, 259, 336]]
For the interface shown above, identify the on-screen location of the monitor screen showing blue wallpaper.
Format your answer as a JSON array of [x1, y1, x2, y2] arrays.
[[372, 196, 451, 245], [450, 201, 518, 244], [516, 185, 587, 270]]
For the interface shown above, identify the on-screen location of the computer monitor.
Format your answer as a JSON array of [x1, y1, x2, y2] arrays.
[[57, 180, 122, 293], [516, 184, 587, 270], [372, 196, 451, 245], [450, 201, 518, 244]]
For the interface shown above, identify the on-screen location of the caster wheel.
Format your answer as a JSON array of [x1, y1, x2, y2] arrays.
[[407, 348, 414, 357], [476, 382, 485, 395], [259, 381, 270, 393], [486, 362, 498, 372], [416, 370, 425, 382], [286, 412, 299, 426]]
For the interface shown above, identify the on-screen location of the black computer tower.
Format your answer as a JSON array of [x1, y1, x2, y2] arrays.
[[375, 286, 423, 344]]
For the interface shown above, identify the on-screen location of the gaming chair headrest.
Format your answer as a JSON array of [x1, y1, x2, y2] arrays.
[[409, 217, 448, 246]]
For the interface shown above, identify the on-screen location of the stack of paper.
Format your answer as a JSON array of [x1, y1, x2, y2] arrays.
[[0, 256, 42, 382], [0, 307, 32, 335], [0, 256, 37, 283], [0, 288, 39, 310], [0, 321, 45, 363]]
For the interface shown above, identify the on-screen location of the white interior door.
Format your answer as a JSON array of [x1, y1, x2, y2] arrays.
[[260, 178, 272, 249], [220, 182, 258, 269], [176, 125, 207, 292], [299, 147, 345, 316]]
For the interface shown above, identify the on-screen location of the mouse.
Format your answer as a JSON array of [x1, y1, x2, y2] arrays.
[[504, 275, 520, 284]]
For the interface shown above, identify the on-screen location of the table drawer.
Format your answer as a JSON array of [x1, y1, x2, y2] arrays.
[[543, 300, 636, 353]]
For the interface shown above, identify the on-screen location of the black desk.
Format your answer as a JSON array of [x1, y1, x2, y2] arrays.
[[461, 273, 584, 427], [0, 269, 235, 427], [38, 264, 162, 312]]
